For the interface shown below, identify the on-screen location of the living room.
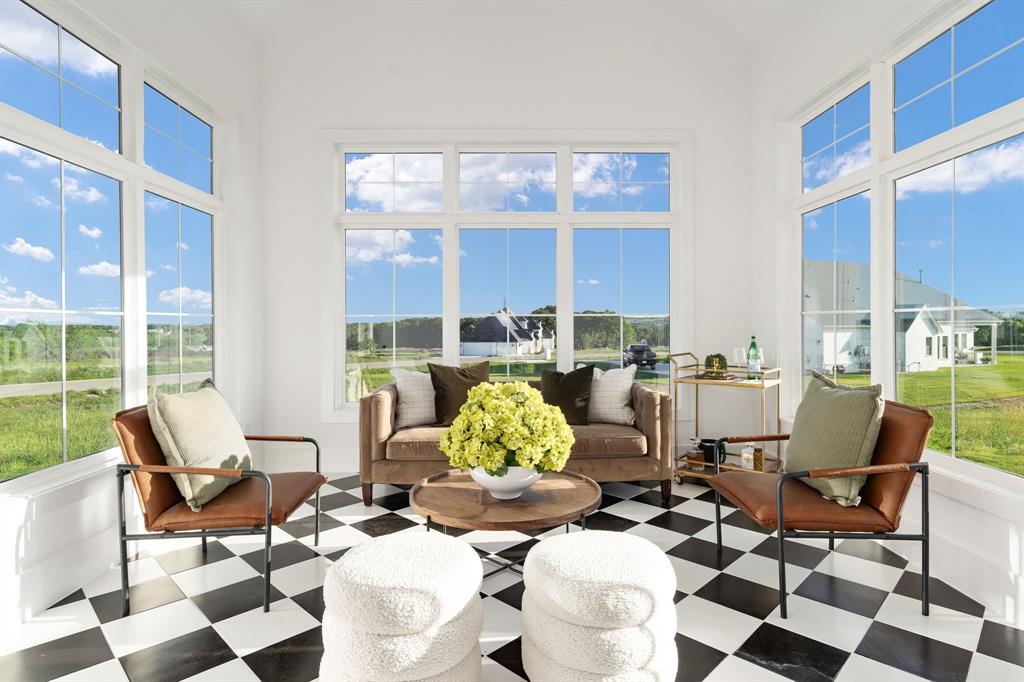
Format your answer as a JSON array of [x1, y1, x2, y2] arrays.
[[1, 0, 1021, 680]]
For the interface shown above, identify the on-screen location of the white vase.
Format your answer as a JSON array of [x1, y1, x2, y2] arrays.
[[470, 465, 542, 500]]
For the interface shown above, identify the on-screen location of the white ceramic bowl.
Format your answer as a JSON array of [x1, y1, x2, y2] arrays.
[[470, 465, 542, 500]]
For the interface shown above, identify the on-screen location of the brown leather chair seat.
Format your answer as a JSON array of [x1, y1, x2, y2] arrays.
[[150, 471, 326, 531], [713, 471, 895, 533]]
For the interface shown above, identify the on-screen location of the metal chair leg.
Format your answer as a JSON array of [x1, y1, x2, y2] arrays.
[[117, 469, 131, 617], [713, 491, 723, 550], [314, 490, 321, 547], [921, 466, 930, 616], [828, 536, 834, 551], [776, 476, 789, 619], [201, 533, 208, 554]]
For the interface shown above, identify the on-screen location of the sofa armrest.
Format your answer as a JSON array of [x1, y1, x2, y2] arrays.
[[359, 384, 397, 477], [631, 383, 672, 479]]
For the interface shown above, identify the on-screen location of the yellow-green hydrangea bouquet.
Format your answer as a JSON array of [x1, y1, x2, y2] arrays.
[[440, 382, 575, 499]]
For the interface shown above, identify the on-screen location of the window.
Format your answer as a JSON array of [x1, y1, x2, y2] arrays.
[[144, 192, 214, 393], [459, 153, 556, 212], [144, 85, 213, 193], [573, 227, 670, 391], [802, 84, 870, 192], [0, 0, 120, 152], [894, 0, 1023, 151], [345, 153, 443, 212], [573, 153, 670, 211], [1, 139, 122, 480], [460, 228, 556, 381], [895, 134, 1022, 474], [345, 228, 442, 400], [801, 192, 871, 386]]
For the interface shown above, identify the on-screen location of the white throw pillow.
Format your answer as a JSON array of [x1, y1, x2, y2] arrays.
[[577, 363, 636, 425], [392, 368, 437, 429]]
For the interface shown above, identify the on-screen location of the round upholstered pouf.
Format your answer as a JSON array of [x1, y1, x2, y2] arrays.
[[323, 531, 482, 635], [522, 634, 678, 682], [522, 589, 676, 674], [523, 529, 676, 628]]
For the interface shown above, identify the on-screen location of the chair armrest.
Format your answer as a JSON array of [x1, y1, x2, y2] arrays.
[[631, 383, 671, 477], [244, 435, 320, 474], [117, 462, 252, 479], [787, 461, 927, 480], [360, 385, 397, 474], [722, 434, 791, 444]]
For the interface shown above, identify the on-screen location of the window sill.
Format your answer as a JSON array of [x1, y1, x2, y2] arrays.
[[0, 448, 122, 499], [921, 450, 1023, 525]]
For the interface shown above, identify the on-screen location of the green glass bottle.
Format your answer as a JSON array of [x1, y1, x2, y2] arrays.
[[746, 335, 762, 379]]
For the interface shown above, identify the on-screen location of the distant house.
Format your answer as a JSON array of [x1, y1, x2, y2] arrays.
[[461, 305, 555, 358], [803, 261, 1002, 373]]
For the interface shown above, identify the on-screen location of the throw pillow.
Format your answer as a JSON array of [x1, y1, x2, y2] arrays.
[[577, 363, 637, 425], [428, 361, 490, 426], [147, 379, 253, 511], [392, 368, 437, 429], [784, 370, 884, 506], [540, 365, 595, 425]]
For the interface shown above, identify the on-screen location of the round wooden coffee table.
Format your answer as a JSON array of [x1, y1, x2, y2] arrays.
[[410, 469, 602, 575]]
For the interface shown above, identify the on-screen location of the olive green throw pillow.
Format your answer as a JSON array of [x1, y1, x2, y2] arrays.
[[147, 379, 253, 512], [428, 361, 490, 426], [540, 365, 594, 425], [784, 371, 884, 506]]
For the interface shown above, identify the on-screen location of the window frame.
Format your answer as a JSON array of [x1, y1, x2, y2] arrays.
[[0, 0, 230, 488], [787, 0, 1024, 481], [326, 132, 693, 417]]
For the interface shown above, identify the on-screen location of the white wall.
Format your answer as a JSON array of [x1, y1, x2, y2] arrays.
[[1, 0, 264, 621], [257, 1, 758, 471]]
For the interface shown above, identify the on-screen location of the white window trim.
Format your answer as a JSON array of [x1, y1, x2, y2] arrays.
[[0, 0, 233, 493], [320, 129, 694, 422], [784, 0, 1024, 492]]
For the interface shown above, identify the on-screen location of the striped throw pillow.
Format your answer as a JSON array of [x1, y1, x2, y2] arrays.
[[392, 369, 437, 429], [578, 364, 637, 425]]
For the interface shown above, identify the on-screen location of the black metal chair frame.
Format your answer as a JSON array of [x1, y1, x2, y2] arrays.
[[116, 437, 320, 617], [709, 437, 930, 619]]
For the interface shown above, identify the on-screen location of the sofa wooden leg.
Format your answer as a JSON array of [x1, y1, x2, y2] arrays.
[[660, 479, 671, 508], [361, 483, 372, 506]]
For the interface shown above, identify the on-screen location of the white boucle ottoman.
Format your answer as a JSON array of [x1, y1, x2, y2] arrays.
[[522, 634, 678, 682], [523, 530, 676, 628], [320, 643, 482, 682], [323, 531, 482, 635]]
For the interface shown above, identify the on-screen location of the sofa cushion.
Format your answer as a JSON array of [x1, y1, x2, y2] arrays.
[[428, 361, 489, 426], [387, 426, 448, 461], [569, 424, 647, 458]]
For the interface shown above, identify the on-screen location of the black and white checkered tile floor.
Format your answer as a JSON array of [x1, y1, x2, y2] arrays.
[[4, 474, 1023, 682]]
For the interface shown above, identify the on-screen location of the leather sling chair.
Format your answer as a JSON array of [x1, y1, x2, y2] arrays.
[[707, 400, 933, 619], [112, 405, 328, 616]]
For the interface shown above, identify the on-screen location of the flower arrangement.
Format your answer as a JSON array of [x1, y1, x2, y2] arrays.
[[440, 382, 575, 476]]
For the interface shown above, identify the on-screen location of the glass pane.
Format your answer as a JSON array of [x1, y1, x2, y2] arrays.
[[624, 315, 669, 392], [802, 312, 833, 385], [144, 127, 178, 178], [954, 0, 1024, 73], [394, 182, 442, 212], [395, 228, 442, 315], [460, 183, 506, 211], [459, 229, 506, 315], [896, 309, 952, 456], [624, 153, 669, 182], [953, 307, 1022, 474], [0, 1, 58, 69], [573, 314, 621, 371], [147, 315, 180, 393], [395, 153, 442, 182], [954, 41, 1024, 127], [346, 316, 392, 400], [895, 83, 952, 152], [508, 153, 556, 183], [895, 160, 954, 308], [802, 108, 833, 158], [180, 108, 212, 158], [180, 205, 213, 313], [573, 228, 620, 313], [508, 229, 555, 314], [835, 192, 870, 311], [621, 182, 670, 211], [144, 192, 180, 314], [65, 163, 121, 312], [802, 203, 835, 312], [61, 84, 119, 152], [346, 183, 392, 212], [59, 29, 117, 106], [622, 228, 669, 314], [802, 145, 834, 193], [509, 182, 556, 212], [65, 314, 120, 460], [834, 312, 871, 385], [144, 84, 177, 137], [0, 50, 59, 125], [834, 126, 870, 179], [573, 184, 620, 211], [180, 147, 212, 193], [181, 316, 213, 391], [394, 315, 442, 375], [835, 84, 870, 139], [345, 230, 394, 315], [895, 31, 951, 107], [1, 139, 61, 309], [460, 153, 503, 183], [345, 153, 392, 183], [0, 315, 62, 480], [573, 152, 621, 182]]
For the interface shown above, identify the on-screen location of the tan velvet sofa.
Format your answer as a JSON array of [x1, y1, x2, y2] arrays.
[[359, 381, 673, 507]]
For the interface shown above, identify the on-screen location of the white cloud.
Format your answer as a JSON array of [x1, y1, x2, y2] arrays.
[[0, 8, 114, 77], [0, 289, 58, 309], [78, 224, 102, 239], [393, 252, 440, 267], [178, 242, 189, 250], [0, 138, 57, 168], [30, 195, 54, 209], [896, 137, 1024, 198], [576, 278, 600, 285], [145, 269, 154, 278], [160, 263, 176, 271], [4, 237, 54, 262], [63, 176, 106, 203], [159, 286, 212, 310], [59, 33, 117, 78], [928, 239, 944, 248], [5, 172, 23, 183], [345, 229, 440, 269], [834, 139, 871, 178], [146, 195, 172, 211], [77, 261, 120, 277]]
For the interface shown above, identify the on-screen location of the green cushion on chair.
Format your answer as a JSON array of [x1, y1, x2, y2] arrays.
[[784, 371, 884, 506]]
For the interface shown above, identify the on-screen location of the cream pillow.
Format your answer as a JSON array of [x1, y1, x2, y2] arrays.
[[577, 364, 637, 425], [147, 379, 253, 511], [392, 368, 437, 429]]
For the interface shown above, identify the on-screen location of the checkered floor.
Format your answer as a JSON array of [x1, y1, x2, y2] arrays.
[[3, 474, 1022, 682]]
